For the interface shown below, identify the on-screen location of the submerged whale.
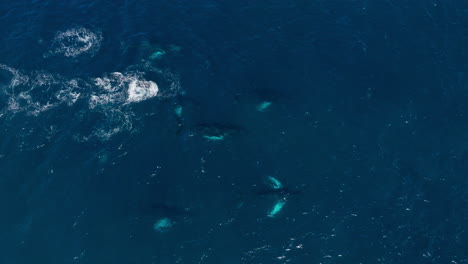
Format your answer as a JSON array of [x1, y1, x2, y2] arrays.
[[236, 176, 303, 218], [193, 123, 243, 140], [254, 176, 303, 197], [146, 203, 194, 232], [176, 122, 244, 141], [254, 187, 302, 197]]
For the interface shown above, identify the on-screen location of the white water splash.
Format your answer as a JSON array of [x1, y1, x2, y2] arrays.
[[45, 27, 102, 58], [0, 62, 179, 141]]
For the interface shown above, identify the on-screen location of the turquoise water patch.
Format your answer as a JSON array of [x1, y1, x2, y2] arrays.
[[267, 176, 283, 189], [203, 135, 225, 141], [257, 101, 272, 112], [268, 199, 286, 217], [174, 105, 183, 118], [153, 217, 173, 232], [149, 50, 166, 60]]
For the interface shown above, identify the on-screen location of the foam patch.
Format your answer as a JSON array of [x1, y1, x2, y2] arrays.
[[46, 27, 102, 58]]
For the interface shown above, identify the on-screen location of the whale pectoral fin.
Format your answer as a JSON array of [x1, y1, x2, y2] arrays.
[[267, 198, 286, 217], [267, 176, 283, 190]]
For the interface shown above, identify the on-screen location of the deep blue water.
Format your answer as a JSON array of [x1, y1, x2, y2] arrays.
[[0, 0, 467, 263]]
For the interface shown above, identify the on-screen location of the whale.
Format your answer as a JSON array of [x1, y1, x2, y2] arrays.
[[178, 122, 244, 141], [254, 187, 302, 197], [254, 176, 303, 197]]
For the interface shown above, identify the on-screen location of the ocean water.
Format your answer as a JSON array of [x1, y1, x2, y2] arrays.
[[0, 0, 466, 263]]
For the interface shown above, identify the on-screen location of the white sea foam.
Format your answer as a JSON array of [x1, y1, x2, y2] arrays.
[[127, 79, 158, 103], [0, 65, 84, 116], [94, 72, 126, 92], [0, 61, 180, 141], [0, 63, 29, 88], [90, 108, 135, 140], [7, 96, 21, 112], [55, 79, 81, 106], [46, 27, 102, 58], [91, 71, 159, 107]]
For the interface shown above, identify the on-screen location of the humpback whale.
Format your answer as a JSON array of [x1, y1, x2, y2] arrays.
[[189, 122, 244, 141], [172, 93, 244, 140], [255, 187, 302, 197], [148, 203, 193, 232], [244, 176, 302, 217], [254, 176, 303, 197], [268, 199, 287, 218]]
